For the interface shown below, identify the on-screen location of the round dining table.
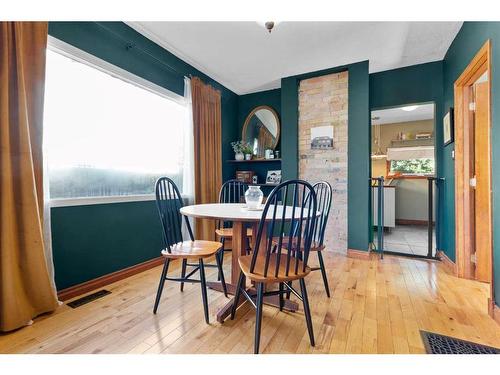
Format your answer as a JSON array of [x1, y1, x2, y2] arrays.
[[180, 202, 318, 323]]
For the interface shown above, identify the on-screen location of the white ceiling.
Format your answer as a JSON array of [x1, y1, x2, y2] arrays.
[[371, 104, 434, 125], [127, 22, 462, 95]]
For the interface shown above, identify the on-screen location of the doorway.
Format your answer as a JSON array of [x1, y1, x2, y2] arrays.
[[454, 41, 493, 295], [370, 103, 437, 258]]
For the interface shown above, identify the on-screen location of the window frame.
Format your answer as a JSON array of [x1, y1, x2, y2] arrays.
[[46, 37, 188, 207], [385, 159, 436, 179]]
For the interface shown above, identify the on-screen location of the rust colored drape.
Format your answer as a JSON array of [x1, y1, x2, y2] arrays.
[[191, 77, 222, 240], [0, 22, 58, 332]]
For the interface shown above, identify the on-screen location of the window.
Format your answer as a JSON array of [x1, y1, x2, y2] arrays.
[[44, 42, 191, 200], [389, 158, 435, 176], [386, 145, 435, 177]]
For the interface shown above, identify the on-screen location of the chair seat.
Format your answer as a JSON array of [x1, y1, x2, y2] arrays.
[[215, 227, 253, 238], [161, 240, 222, 259], [272, 237, 325, 252], [238, 254, 310, 283]]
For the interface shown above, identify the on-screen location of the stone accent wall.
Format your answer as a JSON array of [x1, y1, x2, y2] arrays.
[[298, 71, 348, 253]]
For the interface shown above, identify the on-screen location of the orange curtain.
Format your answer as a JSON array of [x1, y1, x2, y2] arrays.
[[191, 77, 222, 240], [0, 22, 58, 332]]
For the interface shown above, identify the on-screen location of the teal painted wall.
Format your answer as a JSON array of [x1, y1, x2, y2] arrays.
[[442, 22, 500, 304], [224, 89, 282, 187], [48, 22, 238, 290], [369, 62, 446, 254], [51, 201, 162, 290], [280, 61, 371, 251]]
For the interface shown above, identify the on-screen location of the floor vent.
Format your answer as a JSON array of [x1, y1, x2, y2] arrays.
[[420, 331, 499, 354], [67, 290, 111, 309]]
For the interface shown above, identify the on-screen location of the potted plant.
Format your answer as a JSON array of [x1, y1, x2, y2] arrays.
[[231, 141, 253, 161], [241, 142, 253, 160]]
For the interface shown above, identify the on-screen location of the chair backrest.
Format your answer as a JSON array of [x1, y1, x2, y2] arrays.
[[155, 177, 194, 252], [251, 179, 317, 277], [218, 179, 248, 229], [311, 181, 333, 246], [219, 179, 248, 204]]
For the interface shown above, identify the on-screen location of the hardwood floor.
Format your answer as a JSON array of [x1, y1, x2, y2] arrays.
[[1, 252, 499, 354]]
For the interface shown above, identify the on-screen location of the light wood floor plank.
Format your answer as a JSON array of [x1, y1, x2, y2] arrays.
[[1, 253, 499, 354]]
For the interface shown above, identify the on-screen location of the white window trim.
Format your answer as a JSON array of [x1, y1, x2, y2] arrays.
[[46, 37, 189, 207], [48, 36, 186, 105], [50, 195, 156, 208], [49, 194, 191, 208]]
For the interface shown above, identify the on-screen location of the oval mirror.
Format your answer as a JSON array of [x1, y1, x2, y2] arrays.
[[242, 106, 280, 158]]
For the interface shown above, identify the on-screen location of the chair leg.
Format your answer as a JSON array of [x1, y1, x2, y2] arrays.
[[199, 259, 209, 324], [218, 237, 225, 281], [215, 249, 228, 297], [299, 278, 315, 347], [230, 271, 245, 320], [286, 281, 292, 300], [317, 251, 330, 298], [180, 259, 187, 292], [153, 258, 170, 314], [279, 282, 284, 311], [254, 283, 265, 354]]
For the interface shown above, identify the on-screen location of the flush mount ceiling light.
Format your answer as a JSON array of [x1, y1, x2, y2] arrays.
[[401, 105, 419, 112], [257, 21, 279, 33]]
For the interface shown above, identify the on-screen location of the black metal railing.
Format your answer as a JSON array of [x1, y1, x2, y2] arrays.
[[370, 177, 385, 259], [427, 177, 445, 258]]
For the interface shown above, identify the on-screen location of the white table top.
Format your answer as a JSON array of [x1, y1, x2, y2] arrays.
[[180, 203, 319, 222]]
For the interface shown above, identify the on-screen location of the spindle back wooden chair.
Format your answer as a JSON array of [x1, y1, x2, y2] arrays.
[[310, 181, 333, 296], [215, 180, 252, 269], [282, 181, 333, 297], [153, 177, 227, 323], [230, 179, 318, 353]]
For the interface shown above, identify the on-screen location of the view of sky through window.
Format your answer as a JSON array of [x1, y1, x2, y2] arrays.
[[44, 49, 188, 198]]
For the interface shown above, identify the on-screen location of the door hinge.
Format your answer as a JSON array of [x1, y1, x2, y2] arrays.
[[469, 102, 476, 111], [470, 176, 477, 188], [471, 253, 477, 264]]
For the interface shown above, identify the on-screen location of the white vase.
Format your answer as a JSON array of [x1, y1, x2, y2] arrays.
[[235, 152, 244, 161], [245, 153, 252, 160], [245, 186, 264, 209]]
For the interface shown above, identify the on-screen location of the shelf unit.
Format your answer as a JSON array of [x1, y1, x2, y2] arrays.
[[226, 157, 281, 193], [249, 183, 278, 187], [226, 159, 281, 163], [390, 138, 434, 147]]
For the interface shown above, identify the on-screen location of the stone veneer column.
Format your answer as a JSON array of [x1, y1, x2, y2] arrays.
[[298, 71, 348, 253]]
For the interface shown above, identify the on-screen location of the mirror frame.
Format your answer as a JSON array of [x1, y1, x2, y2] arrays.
[[242, 105, 280, 153]]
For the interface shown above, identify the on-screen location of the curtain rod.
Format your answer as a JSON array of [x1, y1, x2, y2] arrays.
[[95, 22, 188, 78]]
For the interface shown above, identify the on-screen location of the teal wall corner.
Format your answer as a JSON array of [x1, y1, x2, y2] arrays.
[[347, 61, 371, 251], [223, 88, 282, 184]]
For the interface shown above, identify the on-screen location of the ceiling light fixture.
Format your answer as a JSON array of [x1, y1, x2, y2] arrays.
[[257, 21, 279, 34], [401, 105, 419, 112]]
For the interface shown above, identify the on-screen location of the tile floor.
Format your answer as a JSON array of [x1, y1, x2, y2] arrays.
[[378, 224, 436, 256]]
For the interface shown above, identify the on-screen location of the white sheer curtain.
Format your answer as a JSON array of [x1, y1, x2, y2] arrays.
[[42, 139, 59, 298], [182, 76, 195, 238]]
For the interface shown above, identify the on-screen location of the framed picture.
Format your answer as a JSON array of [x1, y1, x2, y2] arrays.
[[266, 170, 282, 185], [310, 125, 334, 149], [443, 108, 454, 146]]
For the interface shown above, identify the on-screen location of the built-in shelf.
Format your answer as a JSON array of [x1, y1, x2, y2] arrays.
[[249, 183, 278, 187], [390, 138, 434, 147], [227, 158, 281, 163]]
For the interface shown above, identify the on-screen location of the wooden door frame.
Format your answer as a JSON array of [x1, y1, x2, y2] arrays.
[[454, 40, 494, 311]]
